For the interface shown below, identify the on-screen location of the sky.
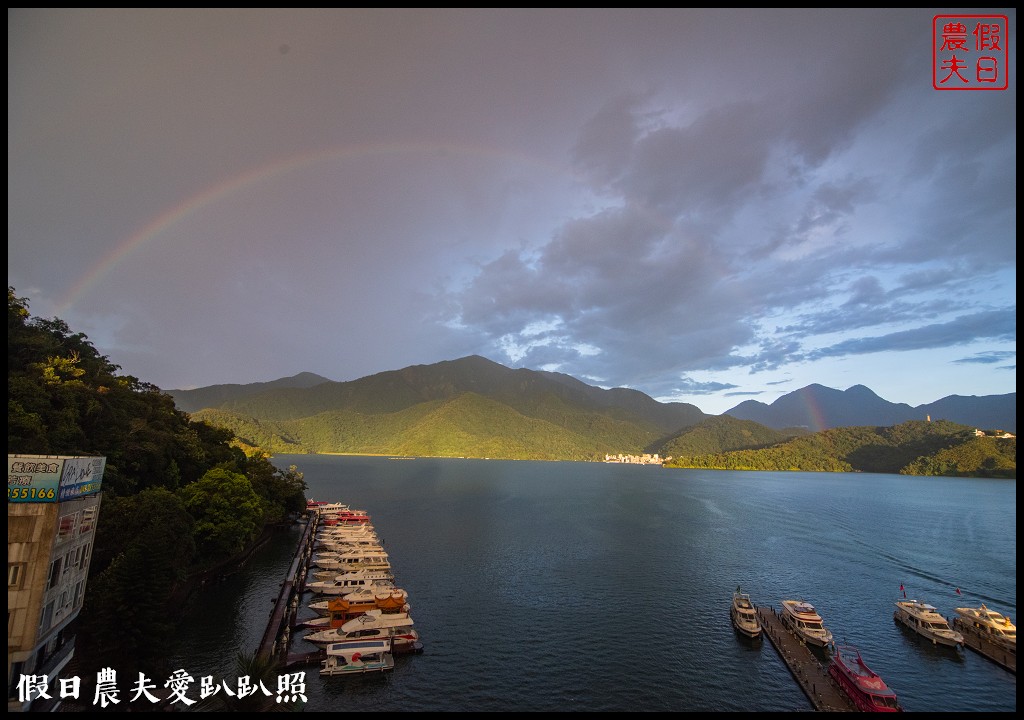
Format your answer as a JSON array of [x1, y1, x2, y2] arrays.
[[8, 9, 1016, 415]]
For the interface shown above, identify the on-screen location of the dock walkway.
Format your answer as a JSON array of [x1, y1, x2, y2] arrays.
[[757, 606, 855, 712], [256, 513, 318, 665]]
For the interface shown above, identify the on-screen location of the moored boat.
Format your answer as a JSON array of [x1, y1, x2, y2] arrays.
[[780, 599, 833, 648], [731, 588, 762, 640], [308, 589, 411, 625], [313, 547, 390, 570], [306, 569, 396, 595], [305, 609, 419, 653], [319, 639, 395, 676], [894, 600, 963, 648], [952, 604, 1016, 653], [828, 644, 903, 712], [307, 501, 351, 514], [313, 559, 392, 581]]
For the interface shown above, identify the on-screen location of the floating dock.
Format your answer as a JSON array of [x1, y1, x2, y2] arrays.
[[257, 513, 318, 665], [757, 606, 856, 712]]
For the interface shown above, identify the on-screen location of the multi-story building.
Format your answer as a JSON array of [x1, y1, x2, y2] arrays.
[[8, 454, 105, 712]]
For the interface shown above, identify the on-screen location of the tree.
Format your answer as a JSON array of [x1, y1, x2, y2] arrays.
[[246, 456, 307, 524], [77, 488, 196, 678], [178, 468, 264, 564]]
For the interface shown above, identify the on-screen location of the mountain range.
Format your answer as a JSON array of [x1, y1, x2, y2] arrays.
[[167, 356, 1014, 460], [725, 383, 1016, 433]]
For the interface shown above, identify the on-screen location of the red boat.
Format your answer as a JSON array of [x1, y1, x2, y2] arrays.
[[828, 645, 903, 712]]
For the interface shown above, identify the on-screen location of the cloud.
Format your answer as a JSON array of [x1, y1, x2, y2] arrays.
[[952, 350, 1016, 366], [807, 309, 1017, 359], [8, 9, 1016, 413]]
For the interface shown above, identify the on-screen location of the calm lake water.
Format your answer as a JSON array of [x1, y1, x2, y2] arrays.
[[170, 455, 1016, 712]]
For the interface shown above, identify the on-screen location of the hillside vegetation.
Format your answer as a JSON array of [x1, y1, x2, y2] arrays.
[[663, 419, 1015, 477], [195, 390, 667, 460], [185, 356, 709, 460], [656, 415, 809, 456], [7, 288, 307, 688]]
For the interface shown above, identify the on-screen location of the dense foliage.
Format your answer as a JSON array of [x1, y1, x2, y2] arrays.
[[8, 288, 308, 680], [194, 391, 667, 461], [655, 415, 809, 457], [664, 419, 1015, 477]]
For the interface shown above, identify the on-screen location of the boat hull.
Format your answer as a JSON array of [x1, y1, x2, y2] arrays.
[[893, 603, 963, 648], [952, 606, 1016, 654], [730, 594, 762, 640], [828, 651, 902, 712], [780, 600, 833, 648]]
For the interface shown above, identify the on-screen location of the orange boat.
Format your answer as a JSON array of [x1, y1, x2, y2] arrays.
[[828, 644, 903, 712]]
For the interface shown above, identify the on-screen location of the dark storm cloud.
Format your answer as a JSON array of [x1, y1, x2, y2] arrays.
[[807, 309, 1017, 360], [9, 9, 1015, 413]]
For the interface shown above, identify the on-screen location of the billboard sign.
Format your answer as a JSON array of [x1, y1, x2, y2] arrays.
[[8, 454, 106, 503]]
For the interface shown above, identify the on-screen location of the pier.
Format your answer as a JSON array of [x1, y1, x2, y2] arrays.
[[257, 513, 318, 665], [757, 606, 856, 712]]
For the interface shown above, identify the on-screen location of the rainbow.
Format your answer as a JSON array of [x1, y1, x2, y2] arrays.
[[56, 141, 587, 314]]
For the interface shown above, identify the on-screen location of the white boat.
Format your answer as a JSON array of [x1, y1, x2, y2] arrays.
[[313, 560, 392, 581], [731, 588, 762, 640], [953, 604, 1013, 651], [305, 609, 419, 653], [306, 570, 396, 595], [319, 520, 376, 533], [319, 639, 395, 676], [317, 526, 378, 541], [317, 538, 381, 552], [317, 529, 378, 545], [313, 549, 386, 569], [780, 599, 833, 647], [313, 548, 390, 570], [894, 600, 964, 648]]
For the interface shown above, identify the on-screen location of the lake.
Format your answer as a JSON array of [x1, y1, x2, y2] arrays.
[[170, 455, 1016, 712]]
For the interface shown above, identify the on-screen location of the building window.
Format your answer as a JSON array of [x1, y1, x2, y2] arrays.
[[39, 601, 55, 634], [78, 542, 91, 571], [79, 506, 97, 535], [47, 557, 63, 590], [8, 563, 27, 588], [57, 512, 78, 542]]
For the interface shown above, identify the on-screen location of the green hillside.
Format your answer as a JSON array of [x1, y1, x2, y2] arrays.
[[664, 419, 1015, 477], [655, 415, 809, 456], [7, 288, 308, 687], [196, 390, 665, 460]]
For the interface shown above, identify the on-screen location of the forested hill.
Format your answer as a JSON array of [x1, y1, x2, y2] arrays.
[[7, 288, 307, 692], [171, 362, 1014, 460], [663, 419, 1016, 478], [725, 383, 1016, 433], [183, 355, 710, 460]]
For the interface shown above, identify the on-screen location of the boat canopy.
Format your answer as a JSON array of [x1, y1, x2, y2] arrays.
[[324, 639, 392, 658]]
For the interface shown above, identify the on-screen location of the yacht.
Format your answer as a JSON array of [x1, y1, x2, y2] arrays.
[[731, 588, 762, 640], [893, 600, 964, 648], [780, 599, 833, 648], [952, 604, 1015, 652]]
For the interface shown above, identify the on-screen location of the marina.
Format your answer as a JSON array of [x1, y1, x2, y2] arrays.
[[261, 501, 423, 673], [189, 457, 1017, 712], [757, 605, 856, 712]]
